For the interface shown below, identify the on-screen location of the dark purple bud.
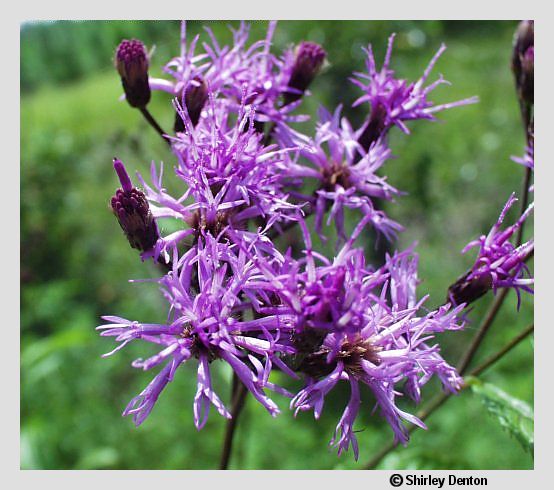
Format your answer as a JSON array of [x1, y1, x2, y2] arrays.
[[110, 158, 159, 252], [512, 21, 534, 109], [175, 76, 208, 132], [284, 41, 326, 105], [115, 39, 151, 108], [447, 270, 493, 307]]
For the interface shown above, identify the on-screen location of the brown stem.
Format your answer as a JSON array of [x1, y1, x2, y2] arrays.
[[219, 373, 248, 470], [363, 323, 534, 469], [139, 106, 172, 147], [470, 323, 534, 377], [456, 288, 510, 375]]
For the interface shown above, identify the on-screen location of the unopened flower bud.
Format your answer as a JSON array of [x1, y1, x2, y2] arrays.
[[284, 42, 326, 105], [115, 39, 151, 108], [174, 76, 208, 132], [110, 158, 159, 252], [512, 21, 534, 108]]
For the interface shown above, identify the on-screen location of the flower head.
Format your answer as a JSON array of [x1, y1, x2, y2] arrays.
[[287, 245, 464, 457], [149, 21, 311, 136], [98, 233, 293, 428], [115, 39, 151, 108], [351, 34, 478, 146], [277, 105, 401, 242], [248, 218, 464, 458], [449, 193, 534, 308], [136, 90, 300, 261], [110, 158, 160, 254]]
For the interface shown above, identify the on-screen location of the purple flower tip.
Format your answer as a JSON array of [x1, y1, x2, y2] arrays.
[[451, 194, 534, 307], [116, 39, 148, 72], [113, 158, 133, 193]]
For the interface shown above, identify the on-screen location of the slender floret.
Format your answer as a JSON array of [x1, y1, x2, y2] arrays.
[[512, 134, 534, 171]]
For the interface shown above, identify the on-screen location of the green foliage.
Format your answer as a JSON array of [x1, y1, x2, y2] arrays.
[[20, 20, 533, 469], [467, 377, 534, 456]]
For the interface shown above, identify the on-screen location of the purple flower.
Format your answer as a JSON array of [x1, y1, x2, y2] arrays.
[[150, 21, 310, 135], [97, 232, 294, 428], [115, 39, 151, 108], [135, 90, 300, 261], [449, 193, 534, 308], [277, 105, 402, 242], [249, 218, 464, 457], [110, 158, 160, 255], [351, 34, 478, 150], [104, 24, 488, 462]]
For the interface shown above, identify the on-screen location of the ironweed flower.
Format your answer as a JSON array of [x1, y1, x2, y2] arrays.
[[134, 89, 299, 262], [277, 105, 402, 242], [449, 193, 534, 308], [110, 158, 160, 255], [115, 39, 151, 108], [149, 21, 311, 137], [351, 34, 478, 150], [248, 218, 464, 458], [103, 22, 491, 462], [97, 233, 294, 428]]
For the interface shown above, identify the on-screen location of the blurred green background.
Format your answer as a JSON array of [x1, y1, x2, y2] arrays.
[[20, 20, 533, 470]]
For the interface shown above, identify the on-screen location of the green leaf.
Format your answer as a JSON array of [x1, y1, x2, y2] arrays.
[[467, 377, 534, 456]]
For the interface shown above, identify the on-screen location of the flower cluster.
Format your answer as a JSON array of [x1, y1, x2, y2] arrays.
[[102, 21, 532, 461]]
